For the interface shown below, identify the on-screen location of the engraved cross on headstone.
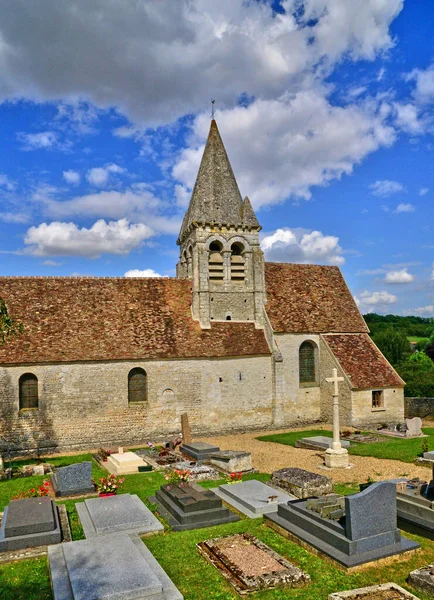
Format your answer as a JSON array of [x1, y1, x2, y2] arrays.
[[326, 368, 345, 451]]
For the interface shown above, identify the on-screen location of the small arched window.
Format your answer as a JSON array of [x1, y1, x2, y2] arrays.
[[128, 368, 147, 403], [299, 341, 317, 384], [230, 242, 245, 281], [209, 241, 224, 280], [19, 373, 38, 409]]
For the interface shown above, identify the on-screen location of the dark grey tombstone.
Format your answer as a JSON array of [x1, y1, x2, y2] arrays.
[[180, 442, 220, 461], [51, 462, 94, 497], [0, 497, 62, 551]]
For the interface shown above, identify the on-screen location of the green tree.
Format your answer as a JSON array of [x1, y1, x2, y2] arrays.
[[0, 297, 23, 344], [425, 331, 434, 362], [372, 327, 411, 367], [398, 352, 434, 397]]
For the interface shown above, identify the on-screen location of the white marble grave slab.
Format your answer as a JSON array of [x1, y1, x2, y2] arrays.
[[211, 480, 295, 518]]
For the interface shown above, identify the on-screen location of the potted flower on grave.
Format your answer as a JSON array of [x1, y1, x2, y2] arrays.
[[97, 448, 111, 462], [226, 472, 243, 484], [164, 468, 191, 489], [97, 474, 125, 497]]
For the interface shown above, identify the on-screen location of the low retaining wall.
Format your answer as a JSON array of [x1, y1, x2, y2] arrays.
[[405, 397, 434, 418]]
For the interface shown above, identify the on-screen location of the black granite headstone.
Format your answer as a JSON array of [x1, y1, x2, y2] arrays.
[[51, 461, 94, 497], [150, 482, 239, 531]]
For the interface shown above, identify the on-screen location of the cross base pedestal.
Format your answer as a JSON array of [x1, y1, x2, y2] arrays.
[[324, 447, 350, 469]]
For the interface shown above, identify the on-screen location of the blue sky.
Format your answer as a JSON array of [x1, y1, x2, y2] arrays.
[[0, 0, 433, 316]]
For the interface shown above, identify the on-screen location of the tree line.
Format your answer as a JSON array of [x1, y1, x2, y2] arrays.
[[363, 313, 434, 397]]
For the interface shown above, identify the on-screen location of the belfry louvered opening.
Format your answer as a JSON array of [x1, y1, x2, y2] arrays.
[[209, 241, 224, 280], [230, 242, 245, 281]]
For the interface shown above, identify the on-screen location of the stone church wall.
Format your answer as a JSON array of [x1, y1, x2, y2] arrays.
[[0, 355, 273, 454], [274, 333, 322, 425]]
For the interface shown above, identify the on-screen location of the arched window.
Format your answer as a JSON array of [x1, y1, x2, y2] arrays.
[[19, 373, 38, 409], [209, 241, 224, 280], [299, 341, 317, 384], [230, 242, 245, 281], [128, 368, 147, 403]]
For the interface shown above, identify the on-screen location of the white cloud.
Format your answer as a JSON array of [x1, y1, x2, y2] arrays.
[[86, 164, 126, 187], [43, 189, 181, 235], [356, 290, 397, 308], [124, 269, 162, 278], [393, 102, 424, 135], [369, 179, 405, 197], [419, 187, 430, 196], [357, 268, 387, 276], [63, 170, 81, 185], [174, 94, 396, 208], [17, 131, 59, 150], [0, 212, 30, 224], [0, 1, 403, 127], [24, 218, 155, 258], [384, 269, 414, 284], [413, 305, 434, 316], [407, 64, 434, 104], [261, 227, 345, 265], [432, 264, 434, 281], [0, 173, 15, 191], [394, 203, 415, 213], [42, 260, 62, 266]]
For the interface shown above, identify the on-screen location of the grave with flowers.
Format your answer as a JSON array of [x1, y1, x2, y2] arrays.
[[149, 468, 239, 531]]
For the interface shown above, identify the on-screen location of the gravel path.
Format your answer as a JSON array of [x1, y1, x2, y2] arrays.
[[199, 426, 432, 485]]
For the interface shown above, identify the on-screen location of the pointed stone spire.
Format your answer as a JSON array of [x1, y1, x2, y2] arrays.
[[242, 196, 261, 229], [178, 120, 247, 244]]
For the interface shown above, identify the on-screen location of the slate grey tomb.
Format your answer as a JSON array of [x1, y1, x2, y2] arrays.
[[212, 480, 294, 518], [150, 482, 239, 530], [0, 497, 61, 551], [51, 462, 94, 497], [180, 442, 220, 461], [48, 532, 183, 600], [76, 493, 164, 538], [396, 464, 434, 536], [265, 482, 419, 568], [408, 561, 434, 597]]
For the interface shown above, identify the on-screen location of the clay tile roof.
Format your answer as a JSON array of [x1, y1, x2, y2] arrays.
[[264, 262, 368, 333], [178, 120, 247, 244], [323, 333, 404, 389], [0, 277, 270, 365]]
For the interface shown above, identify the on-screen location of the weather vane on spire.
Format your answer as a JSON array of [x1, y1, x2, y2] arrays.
[[211, 98, 215, 119]]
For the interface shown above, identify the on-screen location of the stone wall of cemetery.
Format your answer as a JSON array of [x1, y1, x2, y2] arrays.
[[0, 355, 274, 453]]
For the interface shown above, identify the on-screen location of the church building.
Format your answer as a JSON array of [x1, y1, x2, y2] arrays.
[[0, 120, 404, 454]]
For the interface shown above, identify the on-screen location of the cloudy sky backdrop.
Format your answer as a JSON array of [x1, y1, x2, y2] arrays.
[[0, 0, 433, 315]]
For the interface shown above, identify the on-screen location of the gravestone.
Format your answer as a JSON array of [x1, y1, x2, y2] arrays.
[[76, 493, 164, 538], [48, 532, 183, 600], [406, 417, 423, 437], [105, 451, 149, 475], [296, 436, 350, 451], [396, 464, 434, 535], [181, 441, 220, 461], [265, 482, 419, 568], [210, 450, 252, 473], [324, 368, 349, 468], [172, 462, 220, 481], [408, 562, 434, 597], [181, 413, 192, 445], [0, 497, 62, 551], [423, 451, 434, 461], [51, 462, 94, 497], [271, 467, 332, 499], [212, 480, 294, 518], [329, 582, 419, 599], [150, 482, 239, 530]]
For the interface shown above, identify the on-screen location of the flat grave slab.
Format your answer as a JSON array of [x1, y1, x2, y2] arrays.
[[0, 497, 62, 551], [48, 532, 183, 600], [271, 467, 333, 499], [197, 532, 310, 594], [328, 582, 420, 599], [76, 493, 163, 538], [209, 450, 252, 473], [212, 480, 294, 518], [265, 482, 419, 570], [295, 436, 350, 451], [395, 465, 434, 537], [180, 442, 220, 461], [171, 462, 220, 481], [150, 482, 239, 531], [105, 452, 150, 475], [408, 562, 434, 597], [51, 462, 94, 497]]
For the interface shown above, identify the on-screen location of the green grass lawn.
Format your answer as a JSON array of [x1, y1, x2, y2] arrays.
[[257, 428, 434, 464], [2, 451, 434, 599]]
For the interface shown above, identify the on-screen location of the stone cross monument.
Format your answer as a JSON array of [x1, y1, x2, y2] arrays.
[[324, 368, 349, 468]]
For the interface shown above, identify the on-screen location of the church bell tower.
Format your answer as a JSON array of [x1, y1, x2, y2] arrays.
[[176, 120, 266, 329]]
